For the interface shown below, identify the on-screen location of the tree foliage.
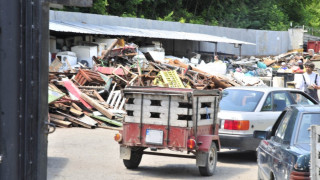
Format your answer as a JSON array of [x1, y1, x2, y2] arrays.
[[90, 0, 108, 15], [60, 0, 320, 31]]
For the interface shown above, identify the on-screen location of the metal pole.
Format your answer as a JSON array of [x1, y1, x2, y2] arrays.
[[173, 39, 175, 56], [239, 44, 242, 59], [166, 95, 171, 145], [214, 42, 218, 56], [195, 97, 199, 139], [139, 94, 144, 142]]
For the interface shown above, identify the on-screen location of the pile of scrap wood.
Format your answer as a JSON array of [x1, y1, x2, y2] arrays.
[[48, 71, 125, 130], [47, 39, 243, 130], [47, 37, 320, 130], [48, 58, 239, 129], [91, 39, 239, 89]]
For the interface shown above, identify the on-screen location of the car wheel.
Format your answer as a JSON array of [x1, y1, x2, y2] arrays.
[[123, 149, 143, 169], [198, 143, 217, 176]]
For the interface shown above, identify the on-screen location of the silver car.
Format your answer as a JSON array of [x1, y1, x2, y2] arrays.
[[218, 87, 318, 151]]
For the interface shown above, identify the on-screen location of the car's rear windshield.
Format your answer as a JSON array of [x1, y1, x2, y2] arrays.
[[296, 113, 320, 144], [220, 89, 264, 112]]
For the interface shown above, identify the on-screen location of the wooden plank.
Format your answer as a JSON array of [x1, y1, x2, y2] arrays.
[[69, 108, 84, 117], [106, 83, 117, 105], [99, 39, 118, 60], [49, 113, 67, 120], [53, 103, 70, 111], [94, 90, 105, 102], [91, 115, 122, 127], [98, 124, 122, 131], [119, 98, 126, 110], [78, 76, 86, 85], [114, 93, 122, 109], [79, 115, 98, 127], [63, 79, 93, 109], [49, 83, 64, 93], [80, 93, 115, 119], [110, 91, 120, 107], [49, 58, 62, 72], [79, 69, 93, 82], [71, 102, 82, 111], [50, 118, 72, 128], [96, 67, 127, 75], [65, 58, 75, 73], [56, 111, 95, 129]]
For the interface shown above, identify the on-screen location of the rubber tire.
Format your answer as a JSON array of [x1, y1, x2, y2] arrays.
[[123, 150, 143, 169], [198, 143, 217, 176]]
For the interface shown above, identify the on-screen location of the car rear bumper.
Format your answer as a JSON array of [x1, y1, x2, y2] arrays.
[[219, 133, 261, 151]]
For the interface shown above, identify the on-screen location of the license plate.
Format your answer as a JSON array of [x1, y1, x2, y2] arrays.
[[145, 129, 163, 145]]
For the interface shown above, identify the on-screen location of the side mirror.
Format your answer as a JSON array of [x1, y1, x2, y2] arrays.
[[253, 130, 268, 140]]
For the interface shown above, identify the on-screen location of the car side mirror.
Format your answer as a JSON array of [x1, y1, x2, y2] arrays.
[[253, 130, 268, 140]]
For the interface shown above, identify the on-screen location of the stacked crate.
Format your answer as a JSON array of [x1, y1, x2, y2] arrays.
[[123, 87, 220, 128]]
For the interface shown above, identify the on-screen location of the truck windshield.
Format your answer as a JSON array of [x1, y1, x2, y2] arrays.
[[219, 89, 264, 112], [296, 113, 320, 144]]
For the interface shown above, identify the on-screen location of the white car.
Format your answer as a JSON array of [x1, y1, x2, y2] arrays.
[[218, 86, 318, 151]]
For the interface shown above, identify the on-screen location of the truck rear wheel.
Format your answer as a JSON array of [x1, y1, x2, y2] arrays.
[[123, 149, 143, 169], [198, 143, 217, 176]]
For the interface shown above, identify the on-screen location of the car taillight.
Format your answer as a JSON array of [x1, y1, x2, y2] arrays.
[[114, 133, 122, 142], [224, 120, 249, 130], [187, 139, 196, 149], [290, 170, 310, 180]]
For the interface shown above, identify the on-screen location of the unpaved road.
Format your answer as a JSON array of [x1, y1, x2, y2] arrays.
[[48, 128, 257, 180]]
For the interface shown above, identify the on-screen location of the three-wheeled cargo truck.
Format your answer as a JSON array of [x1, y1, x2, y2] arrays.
[[114, 87, 221, 176]]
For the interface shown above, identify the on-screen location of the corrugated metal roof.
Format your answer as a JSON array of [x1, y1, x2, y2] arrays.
[[49, 20, 255, 45]]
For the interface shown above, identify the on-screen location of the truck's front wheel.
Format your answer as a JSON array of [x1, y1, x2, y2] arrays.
[[123, 149, 143, 169], [198, 143, 217, 176]]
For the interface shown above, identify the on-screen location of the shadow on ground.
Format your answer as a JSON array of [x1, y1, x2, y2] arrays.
[[218, 150, 257, 164], [131, 164, 250, 179], [130, 151, 256, 179], [47, 157, 69, 180]]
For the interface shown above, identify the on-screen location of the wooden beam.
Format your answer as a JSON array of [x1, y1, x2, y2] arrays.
[[71, 102, 82, 111], [49, 113, 67, 120], [50, 118, 72, 128], [80, 93, 115, 119], [70, 108, 84, 117]]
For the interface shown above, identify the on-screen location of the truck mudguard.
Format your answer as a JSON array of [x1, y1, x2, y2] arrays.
[[197, 135, 220, 152]]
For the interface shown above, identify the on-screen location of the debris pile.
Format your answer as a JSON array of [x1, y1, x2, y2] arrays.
[[48, 38, 320, 129]]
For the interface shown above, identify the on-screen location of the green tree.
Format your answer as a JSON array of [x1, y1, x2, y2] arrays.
[[58, 0, 319, 32], [276, 0, 317, 26], [90, 0, 108, 15]]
